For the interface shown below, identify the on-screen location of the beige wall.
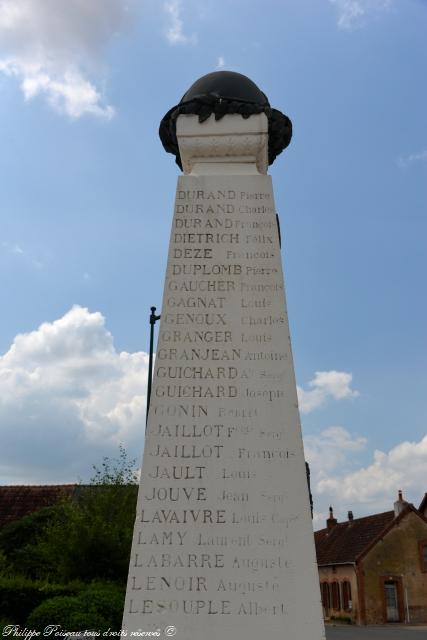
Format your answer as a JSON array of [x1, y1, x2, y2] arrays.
[[318, 565, 359, 623], [361, 512, 427, 624]]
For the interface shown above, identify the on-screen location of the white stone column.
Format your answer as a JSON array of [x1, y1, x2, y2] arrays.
[[123, 113, 325, 639]]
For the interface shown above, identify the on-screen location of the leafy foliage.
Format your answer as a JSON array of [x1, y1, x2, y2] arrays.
[[37, 446, 138, 583], [0, 446, 137, 625], [0, 446, 138, 583], [91, 444, 139, 486], [38, 485, 137, 582], [0, 575, 83, 624], [0, 505, 69, 579], [27, 582, 125, 630]]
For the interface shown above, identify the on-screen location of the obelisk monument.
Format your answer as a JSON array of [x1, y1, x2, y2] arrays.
[[123, 71, 325, 639]]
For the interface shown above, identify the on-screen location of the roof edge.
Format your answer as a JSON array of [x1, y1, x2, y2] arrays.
[[0, 484, 77, 488], [356, 503, 427, 563], [314, 509, 394, 536]]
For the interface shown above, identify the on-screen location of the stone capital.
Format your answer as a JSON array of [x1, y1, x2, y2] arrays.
[[176, 113, 268, 175]]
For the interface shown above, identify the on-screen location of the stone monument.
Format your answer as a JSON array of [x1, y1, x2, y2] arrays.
[[122, 71, 325, 639]]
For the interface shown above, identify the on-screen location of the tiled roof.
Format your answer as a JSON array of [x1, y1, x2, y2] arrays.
[[0, 485, 77, 528], [315, 510, 395, 565]]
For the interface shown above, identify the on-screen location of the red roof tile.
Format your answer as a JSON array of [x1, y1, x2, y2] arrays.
[[0, 485, 77, 528], [315, 510, 395, 565]]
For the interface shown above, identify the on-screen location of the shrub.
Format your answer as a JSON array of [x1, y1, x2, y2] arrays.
[[27, 583, 125, 631], [27, 595, 83, 628], [0, 505, 67, 580], [0, 506, 62, 556], [0, 576, 84, 624]]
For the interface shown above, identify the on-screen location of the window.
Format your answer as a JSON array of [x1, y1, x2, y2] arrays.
[[331, 581, 341, 610], [321, 582, 330, 609], [342, 580, 352, 611], [419, 540, 427, 572]]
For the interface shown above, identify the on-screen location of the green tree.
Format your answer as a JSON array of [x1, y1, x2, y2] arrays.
[[0, 445, 138, 583], [39, 445, 138, 583], [0, 505, 69, 579]]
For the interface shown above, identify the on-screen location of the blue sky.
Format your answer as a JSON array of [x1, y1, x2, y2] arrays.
[[0, 0, 426, 528]]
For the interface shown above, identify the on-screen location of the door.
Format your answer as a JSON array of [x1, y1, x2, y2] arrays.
[[384, 581, 400, 622]]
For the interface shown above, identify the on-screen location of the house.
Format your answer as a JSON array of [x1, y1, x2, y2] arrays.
[[315, 491, 427, 625]]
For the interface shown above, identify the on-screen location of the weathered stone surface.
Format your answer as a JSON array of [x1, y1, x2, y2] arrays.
[[123, 112, 325, 639]]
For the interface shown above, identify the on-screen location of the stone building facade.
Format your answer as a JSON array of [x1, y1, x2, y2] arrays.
[[315, 492, 427, 625]]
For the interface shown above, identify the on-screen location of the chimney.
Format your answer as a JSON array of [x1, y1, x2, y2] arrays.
[[394, 489, 407, 517], [348, 510, 354, 521], [327, 506, 338, 530]]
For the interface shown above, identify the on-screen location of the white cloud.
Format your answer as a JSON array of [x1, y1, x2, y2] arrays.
[[317, 435, 427, 510], [164, 0, 195, 45], [304, 426, 368, 529], [0, 306, 148, 483], [297, 370, 359, 414], [305, 426, 367, 474], [312, 510, 330, 530], [216, 56, 225, 70], [0, 0, 132, 118], [329, 0, 392, 29], [397, 149, 427, 169], [305, 427, 427, 527]]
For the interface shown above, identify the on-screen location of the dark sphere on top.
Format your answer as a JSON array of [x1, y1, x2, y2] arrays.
[[181, 71, 269, 107], [159, 70, 292, 169]]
